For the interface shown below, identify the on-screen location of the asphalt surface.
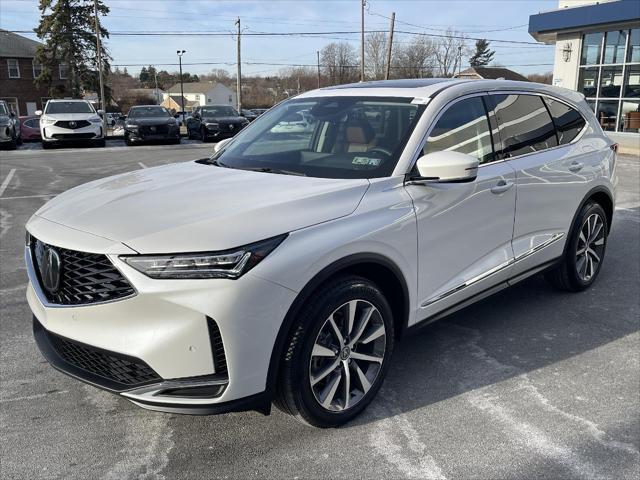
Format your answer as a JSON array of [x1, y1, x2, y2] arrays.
[[1, 142, 638, 480]]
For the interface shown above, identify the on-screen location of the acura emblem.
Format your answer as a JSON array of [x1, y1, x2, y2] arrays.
[[229, 124, 235, 130], [41, 247, 62, 293], [69, 121, 77, 129]]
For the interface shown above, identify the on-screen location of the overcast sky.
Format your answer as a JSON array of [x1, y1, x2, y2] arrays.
[[0, 0, 559, 77]]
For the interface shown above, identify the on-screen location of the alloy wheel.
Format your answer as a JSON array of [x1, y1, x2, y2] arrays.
[[575, 213, 605, 282], [308, 299, 386, 412]]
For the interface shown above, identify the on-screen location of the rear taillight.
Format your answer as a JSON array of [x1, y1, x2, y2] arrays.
[[610, 143, 618, 153]]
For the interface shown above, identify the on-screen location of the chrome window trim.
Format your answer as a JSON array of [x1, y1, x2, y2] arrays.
[[25, 245, 138, 309], [420, 232, 564, 307], [406, 91, 496, 175], [406, 89, 591, 174]]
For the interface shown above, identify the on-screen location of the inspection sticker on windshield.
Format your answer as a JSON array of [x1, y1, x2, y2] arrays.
[[352, 157, 381, 166]]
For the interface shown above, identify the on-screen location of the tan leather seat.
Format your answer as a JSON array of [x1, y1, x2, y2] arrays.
[[346, 121, 376, 152]]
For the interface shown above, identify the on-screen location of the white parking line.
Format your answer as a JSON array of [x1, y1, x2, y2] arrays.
[[0, 168, 16, 197], [138, 162, 147, 169]]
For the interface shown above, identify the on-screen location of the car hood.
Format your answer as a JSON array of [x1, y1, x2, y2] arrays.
[[127, 117, 175, 125], [202, 116, 245, 123], [42, 113, 97, 120], [34, 161, 369, 253]]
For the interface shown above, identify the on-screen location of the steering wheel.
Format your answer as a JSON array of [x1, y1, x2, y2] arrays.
[[366, 147, 393, 159]]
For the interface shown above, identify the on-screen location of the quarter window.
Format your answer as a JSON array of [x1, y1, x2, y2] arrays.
[[7, 59, 20, 78], [421, 96, 494, 164], [544, 98, 586, 145], [490, 94, 558, 158]]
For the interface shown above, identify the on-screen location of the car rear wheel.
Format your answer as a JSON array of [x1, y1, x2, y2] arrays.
[[200, 126, 208, 142], [275, 276, 394, 427], [545, 201, 608, 291]]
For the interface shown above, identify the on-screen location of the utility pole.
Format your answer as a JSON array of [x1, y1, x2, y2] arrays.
[[458, 45, 463, 76], [360, 0, 366, 82], [316, 50, 321, 89], [384, 11, 395, 80], [93, 0, 107, 132], [154, 68, 159, 104], [236, 17, 242, 114], [177, 50, 186, 123]]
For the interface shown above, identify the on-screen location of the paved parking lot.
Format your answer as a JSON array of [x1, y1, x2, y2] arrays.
[[1, 144, 638, 479]]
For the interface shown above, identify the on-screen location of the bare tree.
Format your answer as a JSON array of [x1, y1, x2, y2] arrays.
[[527, 72, 553, 84], [393, 36, 436, 78], [321, 42, 358, 85], [433, 29, 467, 77], [365, 32, 387, 80]]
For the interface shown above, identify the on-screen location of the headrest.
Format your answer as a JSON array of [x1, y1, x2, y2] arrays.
[[346, 121, 375, 144]]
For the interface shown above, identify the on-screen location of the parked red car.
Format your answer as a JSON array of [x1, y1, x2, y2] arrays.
[[19, 116, 41, 141]]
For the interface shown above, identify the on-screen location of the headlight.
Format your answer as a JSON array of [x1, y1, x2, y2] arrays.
[[205, 122, 219, 128], [89, 116, 102, 124], [125, 123, 138, 129], [40, 117, 56, 125], [120, 234, 287, 279]]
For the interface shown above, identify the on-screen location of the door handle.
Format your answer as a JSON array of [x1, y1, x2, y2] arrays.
[[491, 180, 514, 195], [569, 161, 584, 172]]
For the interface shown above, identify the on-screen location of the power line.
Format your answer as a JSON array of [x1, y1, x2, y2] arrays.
[[7, 28, 546, 46]]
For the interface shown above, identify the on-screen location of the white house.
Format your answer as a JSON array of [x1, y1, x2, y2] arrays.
[[163, 82, 236, 109]]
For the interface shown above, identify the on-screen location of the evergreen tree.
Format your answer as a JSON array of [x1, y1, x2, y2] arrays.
[[469, 39, 495, 67], [34, 0, 111, 98], [139, 66, 149, 85]]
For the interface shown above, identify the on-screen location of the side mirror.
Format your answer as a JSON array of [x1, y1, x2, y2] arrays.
[[119, 115, 126, 121], [97, 109, 105, 115], [10, 111, 16, 117], [35, 110, 43, 116], [213, 137, 233, 153], [412, 151, 479, 183]]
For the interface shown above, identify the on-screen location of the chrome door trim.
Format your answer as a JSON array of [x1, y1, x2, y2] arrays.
[[420, 232, 564, 308]]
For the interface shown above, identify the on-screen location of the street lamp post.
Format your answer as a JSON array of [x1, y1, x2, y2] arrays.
[[177, 50, 186, 124]]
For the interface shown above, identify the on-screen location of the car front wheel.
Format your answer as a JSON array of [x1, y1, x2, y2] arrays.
[[275, 276, 394, 427], [545, 201, 608, 291]]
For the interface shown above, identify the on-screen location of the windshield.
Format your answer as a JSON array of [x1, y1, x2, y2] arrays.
[[45, 101, 94, 114], [0, 102, 8, 115], [211, 96, 424, 179], [201, 106, 239, 117], [128, 106, 171, 118]]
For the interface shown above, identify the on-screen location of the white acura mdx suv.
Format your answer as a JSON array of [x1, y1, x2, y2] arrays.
[[26, 79, 617, 427], [37, 99, 105, 149]]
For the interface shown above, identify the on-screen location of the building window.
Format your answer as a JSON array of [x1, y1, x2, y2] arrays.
[[577, 28, 640, 132], [581, 32, 603, 65], [628, 29, 640, 63], [32, 61, 43, 79], [207, 98, 212, 103], [7, 59, 20, 78], [603, 30, 626, 64], [229, 95, 232, 103], [59, 63, 68, 80]]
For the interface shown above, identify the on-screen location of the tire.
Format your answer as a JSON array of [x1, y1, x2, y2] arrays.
[[42, 141, 53, 150], [275, 275, 394, 428], [95, 138, 106, 148], [16, 132, 22, 146], [545, 201, 608, 292], [8, 130, 17, 150], [171, 136, 181, 145], [124, 134, 133, 146], [200, 126, 208, 142]]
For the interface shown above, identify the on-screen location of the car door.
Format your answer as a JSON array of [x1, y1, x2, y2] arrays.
[[405, 94, 517, 322], [487, 93, 593, 277]]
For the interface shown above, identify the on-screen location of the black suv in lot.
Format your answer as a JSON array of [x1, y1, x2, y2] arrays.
[[187, 105, 249, 142], [124, 106, 180, 145]]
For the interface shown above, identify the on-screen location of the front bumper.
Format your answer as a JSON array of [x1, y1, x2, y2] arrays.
[[126, 124, 179, 142], [25, 223, 298, 414], [41, 123, 103, 142]]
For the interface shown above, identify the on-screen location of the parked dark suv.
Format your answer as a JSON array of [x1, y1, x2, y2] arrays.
[[187, 105, 249, 142], [124, 106, 180, 145]]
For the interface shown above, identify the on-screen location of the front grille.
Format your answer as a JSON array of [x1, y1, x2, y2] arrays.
[[47, 329, 161, 387], [207, 318, 228, 374], [139, 125, 169, 135], [31, 236, 135, 305], [51, 133, 96, 139], [219, 122, 244, 133], [55, 120, 91, 129]]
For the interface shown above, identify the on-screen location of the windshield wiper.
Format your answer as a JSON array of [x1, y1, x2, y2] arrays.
[[241, 167, 306, 177]]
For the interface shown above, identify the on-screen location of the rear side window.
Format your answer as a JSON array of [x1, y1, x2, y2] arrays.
[[490, 94, 558, 158], [544, 98, 586, 145], [422, 96, 494, 164]]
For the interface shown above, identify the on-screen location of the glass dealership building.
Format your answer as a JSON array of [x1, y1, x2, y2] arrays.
[[529, 0, 640, 133]]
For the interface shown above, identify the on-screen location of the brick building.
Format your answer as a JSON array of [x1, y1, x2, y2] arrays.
[[0, 29, 67, 116]]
